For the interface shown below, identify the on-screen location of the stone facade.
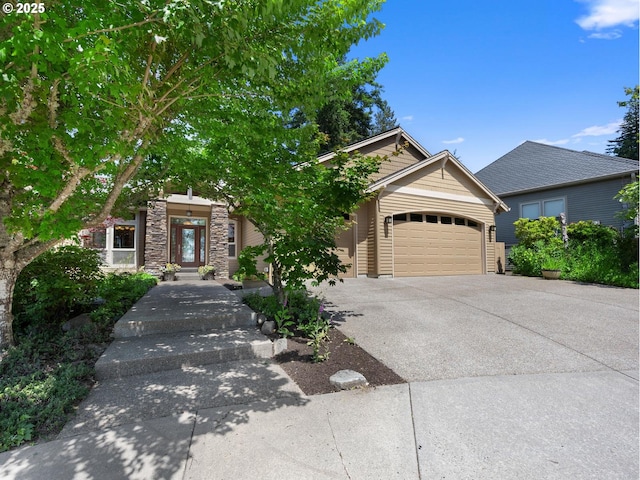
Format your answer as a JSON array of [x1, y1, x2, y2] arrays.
[[144, 200, 168, 276], [209, 203, 229, 278], [142, 199, 229, 278]]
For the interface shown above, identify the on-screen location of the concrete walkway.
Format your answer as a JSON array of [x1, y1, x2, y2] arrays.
[[0, 275, 637, 479]]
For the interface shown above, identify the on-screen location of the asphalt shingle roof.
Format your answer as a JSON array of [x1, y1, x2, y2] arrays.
[[475, 141, 638, 196]]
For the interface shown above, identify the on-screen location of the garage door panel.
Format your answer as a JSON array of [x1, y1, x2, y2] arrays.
[[394, 216, 482, 277]]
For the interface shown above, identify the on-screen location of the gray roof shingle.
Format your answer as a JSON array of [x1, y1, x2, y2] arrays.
[[475, 141, 638, 196]]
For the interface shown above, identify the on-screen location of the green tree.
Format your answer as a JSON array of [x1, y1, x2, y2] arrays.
[[372, 98, 399, 134], [174, 115, 385, 303], [290, 58, 397, 152], [607, 86, 639, 160], [0, 0, 386, 347]]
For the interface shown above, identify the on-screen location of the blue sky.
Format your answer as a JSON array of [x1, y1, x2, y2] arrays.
[[350, 0, 639, 172]]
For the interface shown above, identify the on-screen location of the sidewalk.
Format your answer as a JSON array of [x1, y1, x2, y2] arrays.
[[0, 278, 421, 480]]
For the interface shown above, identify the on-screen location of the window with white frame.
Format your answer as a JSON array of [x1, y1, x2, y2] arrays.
[[228, 221, 237, 258], [113, 224, 135, 248], [520, 197, 565, 219]]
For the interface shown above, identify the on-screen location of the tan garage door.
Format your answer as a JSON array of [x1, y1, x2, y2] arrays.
[[393, 213, 482, 277], [335, 221, 355, 278]]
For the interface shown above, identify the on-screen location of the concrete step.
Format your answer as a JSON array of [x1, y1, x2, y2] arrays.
[[95, 328, 274, 380], [112, 281, 256, 338]]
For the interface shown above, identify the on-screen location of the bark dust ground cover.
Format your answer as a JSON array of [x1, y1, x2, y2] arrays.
[[275, 328, 405, 395]]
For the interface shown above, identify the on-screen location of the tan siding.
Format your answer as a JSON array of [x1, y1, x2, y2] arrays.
[[227, 216, 268, 276], [367, 199, 377, 276], [355, 203, 369, 275], [335, 221, 355, 278], [328, 135, 427, 184], [369, 143, 426, 183], [400, 162, 491, 200]]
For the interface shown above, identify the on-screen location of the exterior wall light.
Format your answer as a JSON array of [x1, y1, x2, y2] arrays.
[[385, 216, 393, 224]]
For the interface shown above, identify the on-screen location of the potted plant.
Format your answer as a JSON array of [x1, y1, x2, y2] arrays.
[[541, 256, 562, 280], [198, 265, 216, 280], [160, 263, 181, 281]]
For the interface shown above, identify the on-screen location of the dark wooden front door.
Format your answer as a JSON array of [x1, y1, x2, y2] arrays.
[[170, 224, 206, 267]]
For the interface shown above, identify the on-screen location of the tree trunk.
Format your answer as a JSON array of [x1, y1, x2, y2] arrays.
[[272, 262, 285, 305], [0, 266, 19, 348]]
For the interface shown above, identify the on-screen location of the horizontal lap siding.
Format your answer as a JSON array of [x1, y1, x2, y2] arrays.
[[355, 203, 370, 275], [239, 218, 268, 274], [495, 176, 634, 247]]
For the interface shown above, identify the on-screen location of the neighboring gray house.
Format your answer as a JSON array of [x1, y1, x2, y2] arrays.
[[475, 141, 638, 248]]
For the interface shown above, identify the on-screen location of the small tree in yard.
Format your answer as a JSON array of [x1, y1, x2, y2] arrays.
[[0, 0, 386, 347], [177, 120, 388, 303]]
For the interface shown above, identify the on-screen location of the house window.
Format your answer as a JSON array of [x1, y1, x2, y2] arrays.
[[228, 221, 237, 258], [544, 198, 565, 218], [83, 228, 106, 249], [521, 198, 565, 219], [521, 202, 541, 219], [113, 225, 135, 249]]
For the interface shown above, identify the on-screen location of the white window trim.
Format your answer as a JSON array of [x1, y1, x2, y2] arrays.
[[228, 220, 237, 259]]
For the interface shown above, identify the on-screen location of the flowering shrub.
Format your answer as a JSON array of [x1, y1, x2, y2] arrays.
[[160, 263, 181, 273]]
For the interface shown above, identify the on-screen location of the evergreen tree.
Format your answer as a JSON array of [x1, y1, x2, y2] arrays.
[[607, 86, 639, 160], [372, 99, 399, 135]]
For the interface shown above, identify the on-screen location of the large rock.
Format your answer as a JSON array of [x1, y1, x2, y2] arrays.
[[260, 320, 276, 335], [330, 369, 368, 390]]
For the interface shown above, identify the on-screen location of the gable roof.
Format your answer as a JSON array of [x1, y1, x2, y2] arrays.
[[368, 150, 510, 213], [316, 127, 431, 164], [475, 141, 639, 196]]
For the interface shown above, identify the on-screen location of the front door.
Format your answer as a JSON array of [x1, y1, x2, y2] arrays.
[[170, 218, 207, 267]]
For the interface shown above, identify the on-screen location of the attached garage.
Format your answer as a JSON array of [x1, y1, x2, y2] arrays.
[[393, 213, 482, 276], [318, 127, 510, 278]]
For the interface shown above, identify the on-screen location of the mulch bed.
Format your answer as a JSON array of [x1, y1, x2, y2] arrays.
[[274, 328, 406, 395]]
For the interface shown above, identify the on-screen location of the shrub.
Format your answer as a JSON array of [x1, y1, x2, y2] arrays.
[[243, 289, 331, 362], [567, 221, 617, 248], [1, 271, 157, 452], [13, 246, 104, 332], [509, 241, 565, 277], [514, 217, 563, 248]]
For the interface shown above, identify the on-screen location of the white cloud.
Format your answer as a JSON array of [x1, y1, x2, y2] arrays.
[[442, 137, 464, 144], [588, 29, 623, 39], [576, 0, 639, 30], [401, 115, 414, 121], [572, 120, 622, 137]]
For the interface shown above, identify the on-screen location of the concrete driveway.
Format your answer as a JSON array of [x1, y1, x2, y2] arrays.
[[311, 274, 639, 479]]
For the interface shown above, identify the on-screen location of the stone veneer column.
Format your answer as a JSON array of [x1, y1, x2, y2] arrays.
[[209, 203, 229, 278], [144, 200, 168, 276]]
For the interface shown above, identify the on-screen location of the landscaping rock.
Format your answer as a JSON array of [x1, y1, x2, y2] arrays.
[[272, 337, 287, 355], [62, 313, 93, 332], [261, 320, 276, 335], [329, 369, 368, 390]]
